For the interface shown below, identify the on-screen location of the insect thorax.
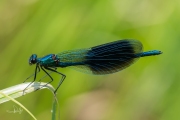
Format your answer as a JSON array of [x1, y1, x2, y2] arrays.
[[38, 54, 59, 67]]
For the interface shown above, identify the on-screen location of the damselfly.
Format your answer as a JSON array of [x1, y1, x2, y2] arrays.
[[24, 39, 162, 93]]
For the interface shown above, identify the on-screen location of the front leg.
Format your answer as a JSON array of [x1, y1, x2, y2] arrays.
[[23, 64, 40, 95], [23, 64, 40, 83]]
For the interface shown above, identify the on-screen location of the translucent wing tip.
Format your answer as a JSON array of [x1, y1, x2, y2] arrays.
[[127, 39, 143, 53]]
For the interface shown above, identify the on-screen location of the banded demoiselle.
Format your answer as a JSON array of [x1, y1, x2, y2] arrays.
[[25, 39, 162, 93]]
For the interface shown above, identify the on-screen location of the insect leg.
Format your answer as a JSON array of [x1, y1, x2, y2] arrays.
[[37, 66, 54, 91], [38, 67, 57, 82], [44, 67, 66, 93], [23, 64, 40, 95], [23, 64, 40, 83]]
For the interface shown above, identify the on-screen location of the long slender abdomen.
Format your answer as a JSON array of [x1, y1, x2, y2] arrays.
[[135, 50, 162, 57]]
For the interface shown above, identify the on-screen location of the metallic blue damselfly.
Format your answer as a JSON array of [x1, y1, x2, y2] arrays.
[[24, 39, 162, 93]]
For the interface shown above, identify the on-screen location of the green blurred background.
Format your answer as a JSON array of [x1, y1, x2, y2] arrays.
[[0, 0, 178, 120]]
